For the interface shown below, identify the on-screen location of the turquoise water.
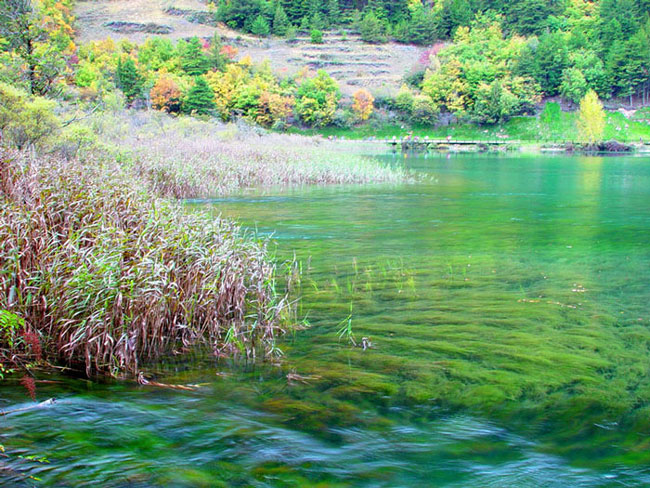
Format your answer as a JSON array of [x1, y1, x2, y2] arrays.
[[2, 153, 650, 486]]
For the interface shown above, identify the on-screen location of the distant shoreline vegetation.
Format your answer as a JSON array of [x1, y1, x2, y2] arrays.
[[1, 1, 649, 146]]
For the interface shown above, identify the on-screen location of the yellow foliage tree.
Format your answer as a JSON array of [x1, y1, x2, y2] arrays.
[[352, 88, 375, 121], [577, 89, 605, 145], [205, 64, 249, 119], [257, 92, 295, 127]]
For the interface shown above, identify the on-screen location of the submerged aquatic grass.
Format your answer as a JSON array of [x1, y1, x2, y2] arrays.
[[0, 149, 294, 376]]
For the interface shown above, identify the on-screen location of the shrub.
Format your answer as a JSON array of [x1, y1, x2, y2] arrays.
[[411, 95, 439, 125], [310, 29, 323, 44], [394, 84, 415, 114], [0, 83, 60, 150]]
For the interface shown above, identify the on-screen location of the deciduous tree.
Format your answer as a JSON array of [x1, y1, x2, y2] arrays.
[[577, 90, 605, 145], [352, 88, 375, 121]]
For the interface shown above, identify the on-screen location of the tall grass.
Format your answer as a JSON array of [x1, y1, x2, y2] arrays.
[[0, 149, 294, 376], [86, 111, 407, 198]]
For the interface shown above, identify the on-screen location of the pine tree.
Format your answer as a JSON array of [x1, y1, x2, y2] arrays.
[[273, 4, 291, 36], [251, 14, 271, 37], [311, 12, 325, 31], [358, 11, 385, 43], [208, 32, 227, 71], [183, 77, 216, 115], [117, 57, 142, 103], [283, 0, 305, 22], [327, 0, 340, 24], [181, 37, 210, 76], [307, 0, 320, 19]]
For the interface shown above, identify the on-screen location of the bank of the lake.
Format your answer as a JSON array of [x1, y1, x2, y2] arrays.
[[289, 103, 650, 149]]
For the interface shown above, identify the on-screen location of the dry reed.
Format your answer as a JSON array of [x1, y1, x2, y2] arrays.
[[88, 110, 406, 198], [0, 148, 293, 376]]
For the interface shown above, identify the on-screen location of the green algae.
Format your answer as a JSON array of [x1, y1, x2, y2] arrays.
[[204, 153, 650, 462]]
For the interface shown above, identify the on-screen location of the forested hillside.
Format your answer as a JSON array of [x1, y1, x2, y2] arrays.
[[216, 0, 650, 107], [1, 0, 649, 133]]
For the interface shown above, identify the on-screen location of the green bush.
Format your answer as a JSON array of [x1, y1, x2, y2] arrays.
[[310, 29, 324, 44], [0, 83, 60, 150]]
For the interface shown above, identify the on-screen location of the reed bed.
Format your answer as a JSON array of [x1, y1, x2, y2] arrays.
[[88, 111, 406, 198], [0, 149, 293, 376]]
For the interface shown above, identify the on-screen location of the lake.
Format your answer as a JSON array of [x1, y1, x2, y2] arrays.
[[2, 153, 650, 487]]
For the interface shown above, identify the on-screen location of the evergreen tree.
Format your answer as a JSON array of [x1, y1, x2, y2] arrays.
[[181, 37, 210, 76], [607, 34, 649, 102], [207, 33, 227, 71], [307, 0, 320, 19], [273, 4, 291, 36], [530, 31, 568, 95], [283, 0, 305, 22], [326, 0, 340, 24], [299, 15, 311, 32], [438, 0, 472, 39], [358, 11, 386, 43], [506, 0, 553, 35], [251, 14, 271, 37], [183, 77, 215, 115], [117, 57, 142, 103], [311, 12, 325, 31], [394, 8, 436, 44]]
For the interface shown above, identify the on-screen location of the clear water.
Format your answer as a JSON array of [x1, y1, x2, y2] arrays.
[[2, 153, 650, 487]]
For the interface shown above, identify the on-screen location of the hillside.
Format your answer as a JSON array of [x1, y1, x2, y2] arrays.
[[74, 0, 427, 95]]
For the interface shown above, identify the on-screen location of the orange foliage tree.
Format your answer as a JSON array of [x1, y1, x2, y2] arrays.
[[352, 88, 375, 121], [150, 75, 182, 113]]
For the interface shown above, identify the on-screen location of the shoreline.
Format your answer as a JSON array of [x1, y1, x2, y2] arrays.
[[329, 138, 650, 156]]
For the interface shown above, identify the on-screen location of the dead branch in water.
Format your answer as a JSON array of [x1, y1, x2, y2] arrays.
[[0, 398, 56, 416]]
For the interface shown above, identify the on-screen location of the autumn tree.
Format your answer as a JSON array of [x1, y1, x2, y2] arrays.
[[257, 92, 295, 127], [295, 70, 340, 127], [150, 75, 183, 113], [577, 90, 605, 145], [0, 0, 65, 94], [352, 88, 375, 121]]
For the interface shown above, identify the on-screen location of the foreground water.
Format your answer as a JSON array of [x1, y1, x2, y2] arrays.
[[2, 153, 650, 487]]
